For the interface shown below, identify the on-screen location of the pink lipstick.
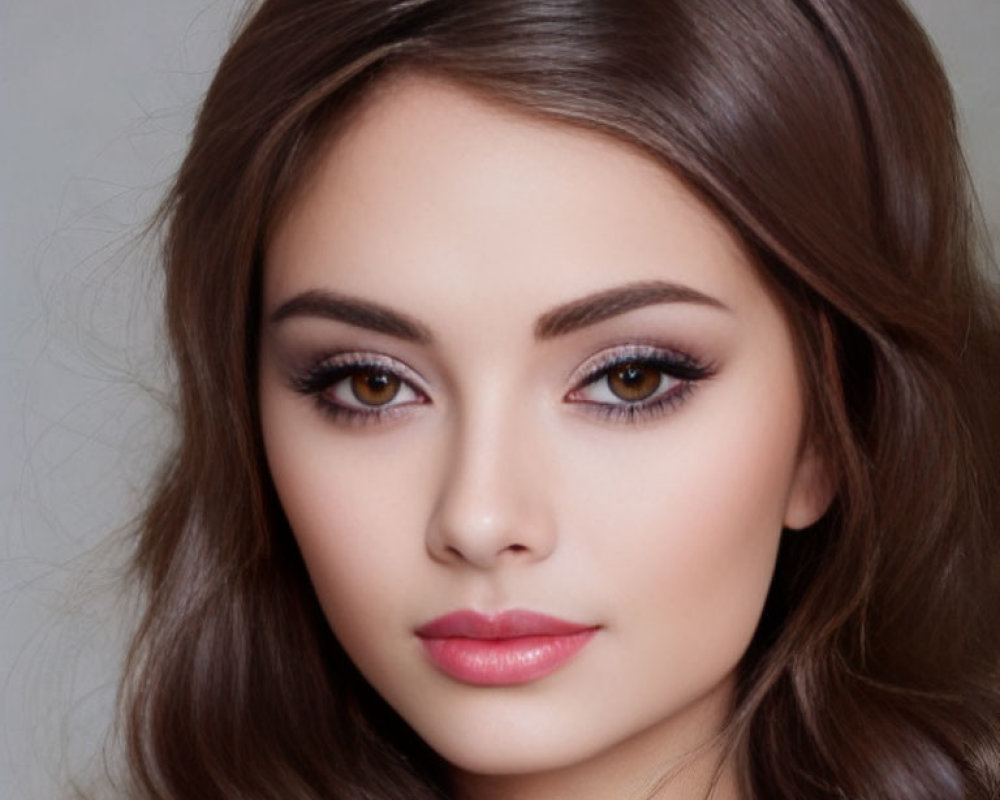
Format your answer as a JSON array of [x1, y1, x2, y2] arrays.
[[416, 610, 598, 686]]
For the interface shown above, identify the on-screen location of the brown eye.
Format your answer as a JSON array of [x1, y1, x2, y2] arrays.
[[350, 369, 401, 406], [607, 362, 662, 402]]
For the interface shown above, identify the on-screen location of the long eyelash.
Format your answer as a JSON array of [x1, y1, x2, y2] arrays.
[[289, 355, 421, 427], [574, 346, 715, 425]]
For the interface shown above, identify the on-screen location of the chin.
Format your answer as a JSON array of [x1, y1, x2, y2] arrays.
[[425, 728, 601, 777], [390, 669, 738, 784], [396, 697, 607, 776]]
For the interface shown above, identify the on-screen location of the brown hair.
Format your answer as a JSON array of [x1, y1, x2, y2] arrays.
[[122, 1, 1000, 798]]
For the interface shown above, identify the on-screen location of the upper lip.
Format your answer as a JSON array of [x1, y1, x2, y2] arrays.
[[416, 609, 596, 640]]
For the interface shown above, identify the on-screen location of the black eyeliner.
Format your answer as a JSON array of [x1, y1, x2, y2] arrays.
[[288, 352, 426, 426], [568, 344, 715, 425]]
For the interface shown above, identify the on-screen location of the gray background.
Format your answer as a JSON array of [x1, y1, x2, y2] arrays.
[[1, 2, 997, 798]]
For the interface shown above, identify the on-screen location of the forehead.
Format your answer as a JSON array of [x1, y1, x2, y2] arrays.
[[264, 71, 762, 323]]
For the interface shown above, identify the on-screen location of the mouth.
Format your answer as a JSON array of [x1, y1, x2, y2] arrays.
[[415, 609, 599, 686]]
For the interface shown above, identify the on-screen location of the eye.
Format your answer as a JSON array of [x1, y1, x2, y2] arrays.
[[578, 360, 679, 405], [327, 366, 420, 409], [290, 352, 427, 424], [565, 344, 713, 423]]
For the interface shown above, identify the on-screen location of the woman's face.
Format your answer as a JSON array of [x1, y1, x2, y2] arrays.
[[259, 73, 829, 794]]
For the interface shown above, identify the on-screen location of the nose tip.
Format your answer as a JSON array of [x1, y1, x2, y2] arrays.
[[428, 508, 542, 569], [424, 420, 556, 570]]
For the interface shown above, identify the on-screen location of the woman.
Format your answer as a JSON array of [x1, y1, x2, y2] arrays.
[[121, 1, 1000, 798]]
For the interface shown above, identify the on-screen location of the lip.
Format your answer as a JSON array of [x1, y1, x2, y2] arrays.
[[416, 610, 599, 686]]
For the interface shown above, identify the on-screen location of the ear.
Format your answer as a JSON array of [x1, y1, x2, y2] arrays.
[[783, 441, 836, 531]]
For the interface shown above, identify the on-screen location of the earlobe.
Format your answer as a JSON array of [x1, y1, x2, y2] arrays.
[[783, 443, 836, 531]]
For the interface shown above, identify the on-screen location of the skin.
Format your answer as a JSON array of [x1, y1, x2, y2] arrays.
[[259, 73, 831, 800]]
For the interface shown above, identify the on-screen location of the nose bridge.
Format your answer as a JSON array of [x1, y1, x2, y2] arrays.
[[426, 380, 554, 568]]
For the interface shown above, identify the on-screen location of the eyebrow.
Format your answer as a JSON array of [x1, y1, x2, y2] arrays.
[[268, 280, 728, 343], [269, 289, 434, 344], [534, 280, 729, 339]]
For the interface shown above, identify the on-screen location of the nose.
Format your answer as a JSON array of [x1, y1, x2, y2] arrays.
[[424, 402, 557, 569]]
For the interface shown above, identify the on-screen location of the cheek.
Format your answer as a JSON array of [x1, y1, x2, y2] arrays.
[[559, 361, 802, 670], [259, 391, 435, 635]]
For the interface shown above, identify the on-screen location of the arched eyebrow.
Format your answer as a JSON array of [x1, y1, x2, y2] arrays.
[[534, 280, 729, 339], [267, 280, 728, 343], [269, 289, 434, 344]]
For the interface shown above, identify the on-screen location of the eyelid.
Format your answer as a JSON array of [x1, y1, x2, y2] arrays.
[[295, 350, 430, 395], [565, 343, 705, 391], [288, 350, 433, 426]]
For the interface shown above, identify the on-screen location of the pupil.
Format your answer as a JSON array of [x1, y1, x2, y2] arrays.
[[621, 366, 644, 385]]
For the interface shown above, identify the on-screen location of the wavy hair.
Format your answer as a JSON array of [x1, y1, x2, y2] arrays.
[[121, 1, 1000, 798]]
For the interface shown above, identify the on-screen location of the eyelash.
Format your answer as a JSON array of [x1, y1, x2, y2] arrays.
[[290, 352, 427, 428], [290, 345, 714, 428], [566, 344, 713, 424]]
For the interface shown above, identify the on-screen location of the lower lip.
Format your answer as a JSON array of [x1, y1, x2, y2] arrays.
[[419, 630, 597, 686]]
